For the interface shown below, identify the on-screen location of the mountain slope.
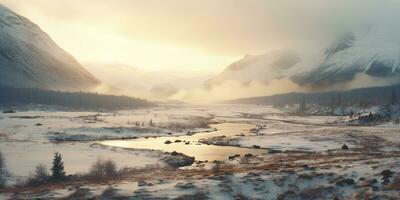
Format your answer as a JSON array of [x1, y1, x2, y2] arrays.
[[0, 4, 100, 90], [224, 84, 400, 106], [208, 25, 400, 93], [293, 27, 400, 86]]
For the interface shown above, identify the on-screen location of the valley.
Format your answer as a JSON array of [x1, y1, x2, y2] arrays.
[[0, 105, 399, 199]]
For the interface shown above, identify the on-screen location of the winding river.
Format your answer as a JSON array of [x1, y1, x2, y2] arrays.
[[100, 123, 266, 161]]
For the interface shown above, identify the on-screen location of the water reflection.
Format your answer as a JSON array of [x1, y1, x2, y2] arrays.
[[101, 123, 266, 161]]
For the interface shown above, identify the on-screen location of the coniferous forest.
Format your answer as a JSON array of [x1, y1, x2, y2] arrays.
[[0, 86, 155, 109]]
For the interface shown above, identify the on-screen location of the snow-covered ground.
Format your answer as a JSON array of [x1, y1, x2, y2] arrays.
[[0, 104, 400, 199], [0, 105, 270, 178]]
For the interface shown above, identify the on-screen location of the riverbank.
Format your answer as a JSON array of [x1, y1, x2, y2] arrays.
[[1, 105, 400, 199]]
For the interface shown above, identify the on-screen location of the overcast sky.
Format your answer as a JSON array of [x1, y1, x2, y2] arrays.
[[1, 0, 398, 75]]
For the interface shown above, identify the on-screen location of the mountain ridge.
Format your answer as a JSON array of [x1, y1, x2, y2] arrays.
[[0, 4, 100, 91]]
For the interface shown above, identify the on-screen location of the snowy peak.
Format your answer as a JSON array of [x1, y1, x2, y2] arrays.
[[293, 26, 400, 86], [324, 32, 355, 58], [208, 24, 400, 93], [0, 4, 100, 91]]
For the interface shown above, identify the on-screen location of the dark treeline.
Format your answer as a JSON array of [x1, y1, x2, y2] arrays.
[[225, 84, 400, 107], [0, 86, 155, 109]]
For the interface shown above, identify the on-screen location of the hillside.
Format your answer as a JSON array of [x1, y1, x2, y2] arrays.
[[0, 4, 100, 91], [224, 84, 400, 106]]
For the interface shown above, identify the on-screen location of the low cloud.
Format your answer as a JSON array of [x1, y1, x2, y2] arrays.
[[169, 78, 301, 103]]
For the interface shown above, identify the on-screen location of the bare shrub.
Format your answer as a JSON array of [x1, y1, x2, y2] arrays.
[[34, 164, 49, 181], [0, 151, 6, 187], [89, 158, 118, 179], [0, 152, 4, 170], [25, 164, 50, 186], [100, 186, 119, 198], [234, 192, 250, 200], [61, 188, 92, 200], [175, 190, 208, 200], [212, 163, 222, 174]]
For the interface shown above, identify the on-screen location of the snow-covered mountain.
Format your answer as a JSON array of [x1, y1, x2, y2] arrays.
[[209, 25, 400, 91], [0, 4, 100, 91], [206, 50, 301, 87], [294, 27, 400, 86]]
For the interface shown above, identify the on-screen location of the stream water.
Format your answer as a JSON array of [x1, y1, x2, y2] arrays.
[[101, 123, 266, 161]]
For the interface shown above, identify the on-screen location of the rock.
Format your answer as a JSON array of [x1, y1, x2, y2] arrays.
[[302, 165, 311, 170], [2, 110, 16, 114], [175, 182, 196, 189], [138, 180, 147, 187], [361, 178, 376, 187], [341, 144, 349, 150], [158, 179, 165, 184], [244, 153, 253, 158], [162, 152, 195, 167], [382, 177, 391, 185], [380, 169, 393, 178], [164, 140, 172, 144], [336, 178, 355, 186], [369, 178, 378, 184], [228, 154, 240, 160], [269, 149, 283, 154]]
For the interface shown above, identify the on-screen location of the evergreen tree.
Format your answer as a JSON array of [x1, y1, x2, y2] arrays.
[[299, 100, 306, 113], [0, 151, 6, 187], [330, 96, 336, 114], [392, 87, 396, 105], [337, 93, 342, 107], [51, 152, 66, 181]]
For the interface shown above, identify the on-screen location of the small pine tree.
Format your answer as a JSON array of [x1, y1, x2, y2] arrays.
[[337, 93, 342, 107], [0, 151, 6, 187], [330, 96, 336, 114], [392, 88, 396, 105], [368, 112, 373, 120], [299, 100, 306, 114], [51, 152, 66, 181]]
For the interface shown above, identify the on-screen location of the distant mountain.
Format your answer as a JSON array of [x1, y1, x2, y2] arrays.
[[206, 50, 300, 87], [293, 28, 400, 86], [0, 4, 100, 91], [208, 26, 400, 91]]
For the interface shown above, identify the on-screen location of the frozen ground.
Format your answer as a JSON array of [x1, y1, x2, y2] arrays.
[[0, 104, 400, 199], [0, 105, 271, 178]]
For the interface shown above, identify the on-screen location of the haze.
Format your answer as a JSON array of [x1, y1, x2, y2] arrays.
[[2, 0, 400, 102]]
